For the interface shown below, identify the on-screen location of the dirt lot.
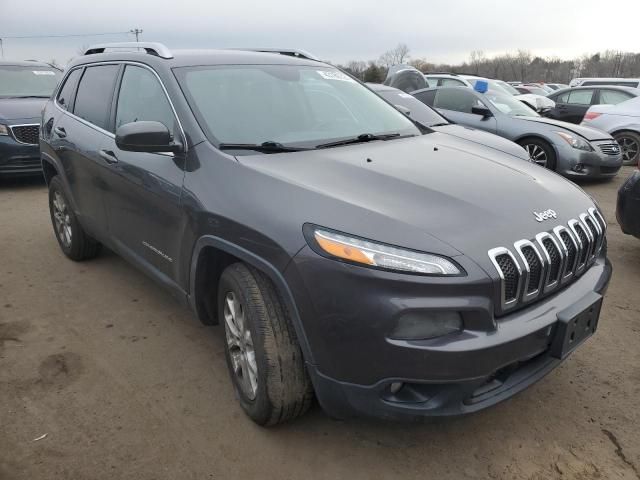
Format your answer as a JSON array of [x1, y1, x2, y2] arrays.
[[1, 168, 639, 480]]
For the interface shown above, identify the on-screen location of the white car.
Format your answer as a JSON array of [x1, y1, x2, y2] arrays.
[[581, 96, 640, 165], [462, 75, 555, 112], [570, 77, 640, 88]]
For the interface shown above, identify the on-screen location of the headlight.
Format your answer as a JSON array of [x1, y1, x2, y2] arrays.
[[0, 124, 8, 136], [305, 226, 463, 276], [556, 131, 592, 151]]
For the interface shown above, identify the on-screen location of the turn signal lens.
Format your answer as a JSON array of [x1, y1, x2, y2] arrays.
[[583, 112, 602, 121], [310, 228, 462, 275]]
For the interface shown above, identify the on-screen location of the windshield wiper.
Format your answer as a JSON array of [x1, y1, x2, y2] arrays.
[[218, 141, 312, 153], [3, 95, 50, 99], [429, 122, 449, 127], [315, 133, 413, 149]]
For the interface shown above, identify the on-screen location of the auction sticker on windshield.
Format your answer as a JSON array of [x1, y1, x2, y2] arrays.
[[33, 71, 56, 76], [317, 70, 355, 82]]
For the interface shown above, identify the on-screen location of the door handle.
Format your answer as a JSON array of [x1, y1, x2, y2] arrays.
[[53, 126, 66, 138], [99, 149, 118, 164]]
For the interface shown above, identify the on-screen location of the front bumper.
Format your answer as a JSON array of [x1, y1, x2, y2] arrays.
[[286, 247, 612, 420], [617, 170, 640, 238], [0, 134, 41, 176], [556, 141, 623, 179]]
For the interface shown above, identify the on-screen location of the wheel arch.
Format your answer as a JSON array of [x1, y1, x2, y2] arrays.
[[189, 235, 315, 364], [514, 135, 560, 162]]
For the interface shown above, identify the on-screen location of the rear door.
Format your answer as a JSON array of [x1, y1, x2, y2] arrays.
[[431, 88, 498, 133], [99, 64, 186, 282], [54, 64, 121, 238], [563, 89, 594, 123]]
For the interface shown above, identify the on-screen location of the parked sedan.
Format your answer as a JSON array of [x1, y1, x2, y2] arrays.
[[617, 168, 640, 239], [546, 86, 640, 124], [0, 60, 62, 177], [410, 85, 623, 179], [463, 76, 555, 112], [581, 96, 640, 165], [368, 83, 530, 161]]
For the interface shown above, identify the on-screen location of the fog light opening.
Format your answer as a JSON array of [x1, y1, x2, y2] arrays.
[[389, 311, 463, 340], [572, 163, 585, 173]]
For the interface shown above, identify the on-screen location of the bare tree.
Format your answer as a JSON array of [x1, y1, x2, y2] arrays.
[[469, 50, 485, 75], [379, 43, 410, 68], [343, 60, 368, 80]]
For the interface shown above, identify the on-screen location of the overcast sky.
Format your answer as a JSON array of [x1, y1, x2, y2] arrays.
[[2, 0, 639, 67]]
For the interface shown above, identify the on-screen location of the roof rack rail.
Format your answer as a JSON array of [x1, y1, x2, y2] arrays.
[[83, 42, 173, 59], [233, 48, 321, 62]]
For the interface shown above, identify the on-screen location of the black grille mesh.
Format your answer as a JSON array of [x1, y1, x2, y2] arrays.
[[575, 225, 589, 265], [496, 254, 519, 302], [560, 232, 577, 274], [11, 125, 39, 145], [522, 246, 542, 293], [543, 239, 561, 283]]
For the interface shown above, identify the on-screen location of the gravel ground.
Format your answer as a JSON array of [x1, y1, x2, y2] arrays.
[[1, 168, 639, 480]]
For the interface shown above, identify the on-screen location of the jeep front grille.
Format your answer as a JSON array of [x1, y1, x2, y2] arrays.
[[489, 210, 606, 314], [10, 124, 40, 145]]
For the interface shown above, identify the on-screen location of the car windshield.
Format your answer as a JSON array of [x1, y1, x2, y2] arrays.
[[376, 89, 447, 127], [0, 65, 61, 97], [174, 65, 421, 150], [495, 80, 520, 96], [483, 91, 539, 117], [525, 87, 549, 96]]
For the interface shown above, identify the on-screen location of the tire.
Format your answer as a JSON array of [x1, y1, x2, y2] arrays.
[[48, 176, 102, 261], [613, 130, 640, 166], [518, 137, 557, 171], [217, 262, 313, 426]]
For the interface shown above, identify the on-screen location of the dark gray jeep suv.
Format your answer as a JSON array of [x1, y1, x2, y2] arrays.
[[40, 43, 612, 425]]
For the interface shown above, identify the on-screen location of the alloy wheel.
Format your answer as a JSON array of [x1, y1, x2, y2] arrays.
[[617, 136, 639, 165], [223, 291, 258, 400], [524, 144, 548, 167], [52, 191, 72, 248]]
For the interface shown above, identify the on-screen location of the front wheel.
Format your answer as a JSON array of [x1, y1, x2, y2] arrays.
[[218, 263, 313, 426], [519, 138, 557, 171], [613, 131, 640, 166], [48, 176, 101, 261]]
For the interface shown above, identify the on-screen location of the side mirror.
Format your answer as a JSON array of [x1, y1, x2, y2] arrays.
[[471, 106, 492, 118], [394, 104, 411, 116], [115, 121, 183, 154]]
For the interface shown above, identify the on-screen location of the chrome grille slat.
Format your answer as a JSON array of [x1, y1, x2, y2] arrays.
[[598, 143, 621, 155], [489, 209, 606, 315]]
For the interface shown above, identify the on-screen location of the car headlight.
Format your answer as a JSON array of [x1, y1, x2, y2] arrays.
[[556, 131, 593, 151], [0, 124, 8, 136], [305, 225, 463, 275]]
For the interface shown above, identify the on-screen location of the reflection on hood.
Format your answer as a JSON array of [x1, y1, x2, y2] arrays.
[[384, 65, 428, 93]]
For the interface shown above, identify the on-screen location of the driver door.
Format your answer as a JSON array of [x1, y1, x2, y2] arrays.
[[433, 89, 498, 134]]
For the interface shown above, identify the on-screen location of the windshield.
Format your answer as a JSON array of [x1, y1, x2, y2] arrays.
[[495, 80, 520, 96], [376, 89, 447, 127], [174, 65, 420, 150], [484, 91, 539, 117], [0, 65, 61, 97], [525, 87, 549, 96]]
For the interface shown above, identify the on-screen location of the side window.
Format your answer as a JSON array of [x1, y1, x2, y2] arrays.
[[567, 89, 594, 105], [412, 90, 437, 106], [115, 65, 175, 131], [56, 69, 82, 111], [440, 78, 465, 87], [556, 92, 570, 103], [434, 89, 482, 113], [599, 89, 633, 105], [73, 65, 120, 131]]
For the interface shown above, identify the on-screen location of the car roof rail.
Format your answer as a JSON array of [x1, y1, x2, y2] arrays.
[[233, 48, 321, 62], [83, 42, 173, 59]]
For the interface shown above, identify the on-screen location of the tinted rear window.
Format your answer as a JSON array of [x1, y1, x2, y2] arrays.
[[56, 68, 82, 110], [73, 65, 119, 131]]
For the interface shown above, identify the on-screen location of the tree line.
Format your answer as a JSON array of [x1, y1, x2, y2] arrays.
[[338, 44, 640, 84]]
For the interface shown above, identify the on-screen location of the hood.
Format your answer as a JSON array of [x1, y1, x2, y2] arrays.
[[0, 97, 47, 122], [517, 116, 611, 141], [516, 93, 555, 108], [433, 123, 529, 160], [237, 132, 596, 271]]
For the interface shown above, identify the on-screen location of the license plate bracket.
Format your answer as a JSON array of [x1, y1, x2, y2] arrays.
[[551, 293, 603, 360]]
